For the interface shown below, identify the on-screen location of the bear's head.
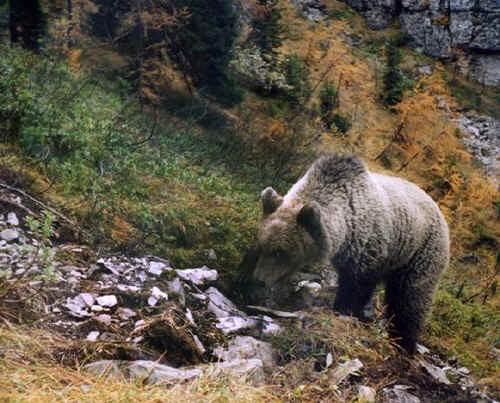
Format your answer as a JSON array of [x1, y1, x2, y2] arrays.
[[252, 186, 326, 287]]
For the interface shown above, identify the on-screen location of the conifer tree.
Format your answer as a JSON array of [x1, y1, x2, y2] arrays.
[[383, 38, 404, 105]]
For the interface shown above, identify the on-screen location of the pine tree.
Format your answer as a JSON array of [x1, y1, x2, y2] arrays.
[[383, 38, 404, 106], [251, 0, 283, 55], [168, 0, 241, 104]]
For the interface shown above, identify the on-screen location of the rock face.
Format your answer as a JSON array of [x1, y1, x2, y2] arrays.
[[344, 0, 500, 85], [292, 0, 328, 22], [229, 46, 290, 93], [456, 112, 500, 185]]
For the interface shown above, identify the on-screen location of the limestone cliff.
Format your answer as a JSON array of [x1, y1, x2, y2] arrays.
[[344, 0, 500, 85]]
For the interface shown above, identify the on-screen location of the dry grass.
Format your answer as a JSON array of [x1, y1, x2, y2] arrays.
[[0, 324, 278, 402]]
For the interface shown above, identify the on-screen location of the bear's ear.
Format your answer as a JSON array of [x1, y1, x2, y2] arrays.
[[297, 202, 324, 243], [261, 187, 283, 216]]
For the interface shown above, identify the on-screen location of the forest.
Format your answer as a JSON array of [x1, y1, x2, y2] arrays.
[[0, 0, 498, 401]]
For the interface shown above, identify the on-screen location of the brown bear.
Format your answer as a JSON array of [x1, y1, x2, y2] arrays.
[[250, 154, 450, 353]]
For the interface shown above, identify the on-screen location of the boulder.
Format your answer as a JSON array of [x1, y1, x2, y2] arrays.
[[381, 385, 421, 403], [0, 229, 19, 242], [176, 266, 218, 286], [6, 212, 19, 226], [358, 385, 377, 403], [213, 336, 277, 373], [83, 358, 266, 386]]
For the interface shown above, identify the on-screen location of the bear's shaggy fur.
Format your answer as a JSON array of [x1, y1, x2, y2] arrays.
[[252, 154, 449, 353]]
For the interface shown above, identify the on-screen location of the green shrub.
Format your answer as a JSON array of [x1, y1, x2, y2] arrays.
[[319, 81, 338, 129], [251, 1, 284, 55], [0, 44, 282, 288], [332, 112, 351, 134], [282, 54, 311, 106]]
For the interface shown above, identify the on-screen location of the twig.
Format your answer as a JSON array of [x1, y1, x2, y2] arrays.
[[246, 305, 303, 319], [0, 197, 38, 217], [0, 182, 89, 237]]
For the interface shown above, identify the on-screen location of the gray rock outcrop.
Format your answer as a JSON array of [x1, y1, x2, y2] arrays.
[[343, 0, 500, 86]]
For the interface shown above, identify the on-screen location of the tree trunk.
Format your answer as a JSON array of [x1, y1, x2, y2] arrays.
[[9, 0, 45, 50]]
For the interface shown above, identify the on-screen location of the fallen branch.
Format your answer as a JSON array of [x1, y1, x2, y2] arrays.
[[246, 305, 303, 319], [0, 197, 38, 218], [0, 182, 89, 238]]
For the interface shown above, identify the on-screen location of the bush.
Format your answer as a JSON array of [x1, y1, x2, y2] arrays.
[[0, 44, 276, 285], [319, 81, 338, 129], [282, 54, 311, 106], [332, 112, 351, 134], [251, 1, 284, 55]]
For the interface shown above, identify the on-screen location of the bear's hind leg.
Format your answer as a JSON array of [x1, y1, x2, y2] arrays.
[[385, 256, 444, 354]]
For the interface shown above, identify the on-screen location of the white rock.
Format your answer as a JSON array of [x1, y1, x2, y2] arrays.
[[137, 271, 147, 282], [193, 335, 206, 355], [167, 278, 185, 306], [95, 314, 112, 325], [128, 361, 203, 384], [96, 258, 120, 276], [134, 319, 146, 329], [213, 336, 277, 373], [381, 385, 420, 403], [65, 297, 91, 318], [206, 287, 242, 318], [148, 261, 170, 275], [151, 286, 168, 303], [78, 293, 96, 307], [176, 266, 218, 285], [358, 385, 376, 403], [210, 358, 265, 386], [7, 212, 19, 226], [185, 308, 195, 325], [86, 331, 100, 342], [117, 307, 136, 321], [326, 352, 333, 368], [96, 295, 118, 307], [148, 296, 158, 307], [330, 358, 363, 384], [216, 316, 259, 334], [296, 280, 322, 296], [416, 343, 430, 355], [116, 284, 140, 293], [419, 359, 451, 385], [91, 305, 104, 312], [0, 229, 19, 242], [261, 316, 282, 336]]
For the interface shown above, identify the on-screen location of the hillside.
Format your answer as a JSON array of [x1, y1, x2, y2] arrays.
[[0, 0, 499, 401]]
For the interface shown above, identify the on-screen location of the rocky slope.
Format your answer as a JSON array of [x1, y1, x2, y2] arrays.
[[1, 185, 497, 401], [344, 0, 500, 85]]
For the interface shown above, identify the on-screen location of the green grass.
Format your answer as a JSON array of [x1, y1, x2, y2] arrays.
[[0, 44, 293, 290], [428, 287, 499, 376]]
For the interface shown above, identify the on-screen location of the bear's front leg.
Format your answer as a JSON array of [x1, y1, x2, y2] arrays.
[[334, 268, 376, 321]]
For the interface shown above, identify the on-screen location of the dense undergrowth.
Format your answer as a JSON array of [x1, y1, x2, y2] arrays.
[[0, 44, 292, 289], [0, 0, 499, 396]]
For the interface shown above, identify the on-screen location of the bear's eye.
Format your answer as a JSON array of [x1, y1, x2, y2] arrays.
[[273, 249, 286, 260]]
